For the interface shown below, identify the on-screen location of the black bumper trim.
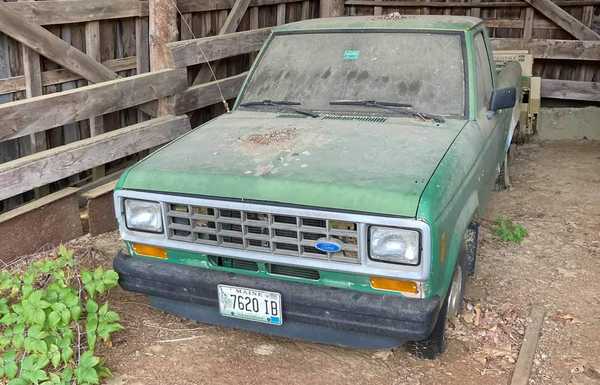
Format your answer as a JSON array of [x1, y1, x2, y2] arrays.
[[114, 251, 441, 348]]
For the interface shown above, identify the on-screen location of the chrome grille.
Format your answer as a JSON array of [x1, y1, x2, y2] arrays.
[[165, 203, 359, 263]]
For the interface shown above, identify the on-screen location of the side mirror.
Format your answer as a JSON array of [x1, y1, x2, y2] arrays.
[[490, 87, 517, 111]]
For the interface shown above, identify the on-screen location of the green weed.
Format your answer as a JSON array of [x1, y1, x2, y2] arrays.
[[0, 245, 122, 385], [493, 216, 528, 244]]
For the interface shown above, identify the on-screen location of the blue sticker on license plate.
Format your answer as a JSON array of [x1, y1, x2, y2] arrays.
[[218, 284, 283, 325]]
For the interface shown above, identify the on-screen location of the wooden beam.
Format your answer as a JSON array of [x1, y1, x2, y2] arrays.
[[136, 17, 151, 121], [0, 69, 187, 141], [491, 38, 600, 61], [0, 5, 118, 84], [522, 0, 600, 40], [276, 3, 286, 24], [522, 8, 535, 39], [301, 0, 310, 18], [0, 0, 317, 25], [0, 188, 83, 262], [169, 28, 271, 68], [320, 0, 345, 17], [343, 0, 600, 7], [21, 29, 47, 153], [85, 20, 106, 180], [191, 0, 252, 86], [178, 0, 310, 13], [0, 115, 191, 201], [0, 0, 147, 26], [541, 79, 600, 101], [149, 0, 178, 116], [0, 57, 137, 96], [220, 0, 252, 34], [85, 21, 104, 138], [175, 72, 247, 114], [149, 0, 178, 71], [510, 306, 545, 385]]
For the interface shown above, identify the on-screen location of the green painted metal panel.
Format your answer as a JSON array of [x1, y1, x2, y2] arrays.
[[273, 16, 483, 33], [118, 111, 467, 218], [124, 241, 413, 298]]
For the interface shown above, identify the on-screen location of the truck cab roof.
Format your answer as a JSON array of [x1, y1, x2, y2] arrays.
[[273, 15, 484, 33]]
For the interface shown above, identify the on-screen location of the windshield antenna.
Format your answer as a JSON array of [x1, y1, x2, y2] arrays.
[[169, 0, 230, 113]]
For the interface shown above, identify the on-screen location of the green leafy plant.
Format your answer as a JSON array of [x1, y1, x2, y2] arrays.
[[0, 245, 122, 385], [493, 216, 528, 244]]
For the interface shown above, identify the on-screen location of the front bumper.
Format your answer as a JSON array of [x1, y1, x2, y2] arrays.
[[114, 251, 442, 348]]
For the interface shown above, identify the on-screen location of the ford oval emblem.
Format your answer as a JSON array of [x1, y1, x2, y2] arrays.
[[314, 238, 343, 253]]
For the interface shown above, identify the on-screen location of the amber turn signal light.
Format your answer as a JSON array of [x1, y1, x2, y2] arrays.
[[369, 277, 419, 294], [132, 243, 167, 259]]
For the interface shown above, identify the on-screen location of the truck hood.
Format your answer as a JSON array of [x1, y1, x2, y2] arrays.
[[119, 111, 467, 217]]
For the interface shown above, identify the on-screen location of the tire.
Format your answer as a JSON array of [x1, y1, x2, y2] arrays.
[[495, 151, 510, 191], [407, 251, 466, 359], [464, 223, 479, 277]]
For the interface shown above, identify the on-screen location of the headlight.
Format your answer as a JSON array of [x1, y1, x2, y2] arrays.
[[369, 226, 420, 265], [124, 199, 163, 233]]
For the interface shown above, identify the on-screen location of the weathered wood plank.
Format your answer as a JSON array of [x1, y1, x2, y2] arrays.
[[510, 306, 545, 385], [169, 28, 271, 68], [178, 0, 307, 13], [21, 29, 47, 154], [277, 3, 287, 24], [0, 69, 187, 141], [220, 0, 252, 34], [150, 0, 178, 116], [344, 0, 600, 7], [321, 0, 345, 17], [180, 13, 195, 40], [301, 0, 310, 18], [0, 56, 137, 96], [0, 5, 118, 84], [85, 20, 105, 179], [522, 0, 600, 40], [175, 72, 247, 114], [522, 8, 535, 39], [485, 17, 568, 30], [0, 188, 83, 262], [0, 115, 191, 201], [136, 17, 151, 121], [491, 38, 600, 60], [85, 21, 104, 137], [0, 0, 147, 26], [541, 79, 600, 101]]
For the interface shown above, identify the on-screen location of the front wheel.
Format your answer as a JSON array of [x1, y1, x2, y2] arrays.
[[406, 262, 465, 359]]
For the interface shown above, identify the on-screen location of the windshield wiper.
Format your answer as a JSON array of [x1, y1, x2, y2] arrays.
[[239, 99, 319, 118], [329, 99, 445, 123]]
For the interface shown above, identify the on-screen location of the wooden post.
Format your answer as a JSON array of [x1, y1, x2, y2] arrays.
[[276, 3, 286, 25], [85, 21, 107, 180], [19, 0, 48, 198], [149, 0, 178, 116], [136, 17, 151, 122], [523, 8, 535, 39], [301, 1, 310, 19], [220, 0, 252, 34], [320, 0, 345, 18]]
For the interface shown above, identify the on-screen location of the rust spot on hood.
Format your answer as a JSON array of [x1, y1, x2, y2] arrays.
[[244, 127, 298, 145]]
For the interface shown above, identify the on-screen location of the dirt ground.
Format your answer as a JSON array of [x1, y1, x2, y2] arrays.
[[14, 140, 600, 385]]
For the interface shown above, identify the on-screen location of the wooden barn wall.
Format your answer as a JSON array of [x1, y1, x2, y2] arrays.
[[0, 0, 319, 214], [346, 1, 600, 82]]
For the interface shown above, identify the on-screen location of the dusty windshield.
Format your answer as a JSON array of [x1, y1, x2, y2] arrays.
[[239, 32, 466, 117]]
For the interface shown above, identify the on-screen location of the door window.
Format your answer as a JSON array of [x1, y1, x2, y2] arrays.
[[474, 33, 493, 112]]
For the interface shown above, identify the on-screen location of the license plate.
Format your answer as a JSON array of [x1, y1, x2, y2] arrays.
[[217, 284, 282, 325]]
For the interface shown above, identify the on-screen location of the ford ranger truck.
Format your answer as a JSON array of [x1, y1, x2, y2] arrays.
[[113, 15, 521, 358]]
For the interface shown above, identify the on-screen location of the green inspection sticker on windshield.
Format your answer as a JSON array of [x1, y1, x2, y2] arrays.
[[343, 49, 360, 61]]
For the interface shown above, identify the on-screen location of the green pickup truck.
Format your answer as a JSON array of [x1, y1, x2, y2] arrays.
[[113, 15, 521, 358]]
